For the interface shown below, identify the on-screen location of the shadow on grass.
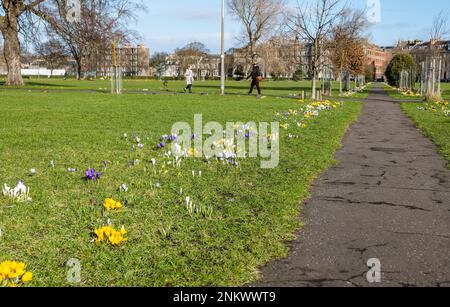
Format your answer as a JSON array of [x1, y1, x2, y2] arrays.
[[0, 80, 77, 88]]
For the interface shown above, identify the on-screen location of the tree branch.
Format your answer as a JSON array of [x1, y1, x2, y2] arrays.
[[26, 0, 47, 10]]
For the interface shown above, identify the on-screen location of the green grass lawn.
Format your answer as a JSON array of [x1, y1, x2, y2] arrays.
[[402, 103, 450, 168], [0, 89, 361, 286], [0, 78, 368, 99]]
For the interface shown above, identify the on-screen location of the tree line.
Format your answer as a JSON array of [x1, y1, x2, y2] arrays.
[[1, 0, 367, 96], [0, 0, 144, 86], [227, 0, 369, 98]]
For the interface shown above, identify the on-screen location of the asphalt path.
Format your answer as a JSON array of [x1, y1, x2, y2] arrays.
[[253, 83, 450, 287]]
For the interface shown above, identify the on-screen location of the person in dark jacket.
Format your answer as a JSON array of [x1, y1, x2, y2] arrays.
[[247, 65, 262, 96]]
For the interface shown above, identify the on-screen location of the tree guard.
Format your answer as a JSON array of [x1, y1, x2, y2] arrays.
[[420, 56, 442, 100], [111, 41, 122, 95], [399, 70, 412, 91], [321, 67, 333, 97]]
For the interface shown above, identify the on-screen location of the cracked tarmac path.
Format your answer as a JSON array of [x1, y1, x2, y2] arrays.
[[253, 83, 450, 287]]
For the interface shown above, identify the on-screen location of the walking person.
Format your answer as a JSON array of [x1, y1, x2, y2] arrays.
[[184, 66, 194, 93], [247, 64, 263, 97]]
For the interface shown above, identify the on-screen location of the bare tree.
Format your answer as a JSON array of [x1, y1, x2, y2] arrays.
[[228, 0, 285, 70], [329, 9, 367, 94], [287, 0, 346, 99], [35, 37, 69, 76], [175, 42, 210, 80], [0, 0, 48, 86], [150, 52, 169, 79], [32, 0, 144, 79], [430, 10, 448, 42], [429, 10, 449, 56]]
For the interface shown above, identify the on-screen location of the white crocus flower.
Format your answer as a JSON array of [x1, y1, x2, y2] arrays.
[[15, 181, 27, 194], [120, 184, 129, 192], [2, 181, 31, 202], [2, 184, 11, 196]]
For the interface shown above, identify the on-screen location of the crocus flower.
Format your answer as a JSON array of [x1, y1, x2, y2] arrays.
[[120, 184, 128, 192], [30, 168, 36, 176], [157, 142, 166, 149], [138, 143, 144, 149], [16, 181, 27, 194], [3, 181, 32, 202], [169, 134, 178, 142], [85, 169, 101, 181]]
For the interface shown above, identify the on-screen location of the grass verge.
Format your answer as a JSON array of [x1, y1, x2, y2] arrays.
[[402, 103, 450, 168], [0, 90, 361, 286]]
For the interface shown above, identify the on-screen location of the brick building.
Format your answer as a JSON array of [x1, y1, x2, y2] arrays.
[[363, 41, 393, 80]]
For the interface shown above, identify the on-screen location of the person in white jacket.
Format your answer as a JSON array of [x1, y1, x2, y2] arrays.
[[184, 66, 194, 93]]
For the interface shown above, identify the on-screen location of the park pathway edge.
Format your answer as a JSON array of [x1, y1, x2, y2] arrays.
[[252, 83, 450, 287]]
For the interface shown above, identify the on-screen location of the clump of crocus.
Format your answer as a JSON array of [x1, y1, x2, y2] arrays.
[[157, 134, 179, 149], [2, 181, 32, 202], [0, 260, 33, 287], [103, 198, 123, 212], [85, 169, 101, 181], [94, 225, 127, 246]]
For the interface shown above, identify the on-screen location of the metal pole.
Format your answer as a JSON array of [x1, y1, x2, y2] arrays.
[[220, 0, 225, 95]]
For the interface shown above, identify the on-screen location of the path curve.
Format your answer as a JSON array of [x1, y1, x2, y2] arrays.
[[253, 83, 450, 287]]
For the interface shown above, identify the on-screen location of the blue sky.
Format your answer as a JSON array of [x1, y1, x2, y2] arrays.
[[133, 0, 450, 54]]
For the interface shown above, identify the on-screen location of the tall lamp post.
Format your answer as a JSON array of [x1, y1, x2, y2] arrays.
[[220, 0, 225, 95]]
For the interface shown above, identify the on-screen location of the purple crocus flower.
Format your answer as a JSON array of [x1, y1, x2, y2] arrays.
[[191, 133, 197, 140], [169, 134, 178, 142], [157, 142, 166, 149], [85, 169, 101, 181]]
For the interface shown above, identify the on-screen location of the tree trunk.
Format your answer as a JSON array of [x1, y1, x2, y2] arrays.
[[76, 61, 82, 80], [1, 19, 24, 86]]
